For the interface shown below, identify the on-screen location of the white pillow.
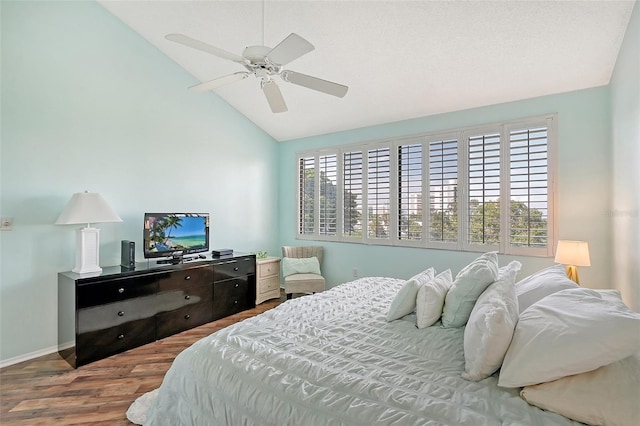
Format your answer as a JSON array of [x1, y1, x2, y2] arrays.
[[514, 263, 577, 313], [441, 252, 499, 328], [521, 351, 640, 426], [462, 260, 521, 381], [410, 267, 437, 287], [386, 267, 435, 321], [498, 288, 640, 388], [416, 269, 453, 329]]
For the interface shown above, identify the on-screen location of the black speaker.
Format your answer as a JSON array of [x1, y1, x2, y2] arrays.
[[120, 240, 135, 269]]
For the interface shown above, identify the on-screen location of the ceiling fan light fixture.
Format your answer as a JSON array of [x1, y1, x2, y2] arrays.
[[166, 31, 349, 112]]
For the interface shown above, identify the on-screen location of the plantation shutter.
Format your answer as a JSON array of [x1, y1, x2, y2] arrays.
[[398, 143, 423, 241], [509, 125, 550, 249], [428, 138, 459, 244], [318, 154, 338, 236], [467, 132, 501, 247], [367, 147, 391, 240], [296, 114, 555, 257], [298, 156, 315, 235], [343, 151, 363, 238]]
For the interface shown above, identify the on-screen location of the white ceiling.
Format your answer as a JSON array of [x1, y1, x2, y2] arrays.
[[98, 0, 635, 142]]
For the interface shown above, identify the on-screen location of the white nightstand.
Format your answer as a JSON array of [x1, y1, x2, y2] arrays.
[[256, 257, 281, 304]]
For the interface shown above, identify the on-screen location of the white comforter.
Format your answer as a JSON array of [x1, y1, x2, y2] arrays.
[[145, 277, 581, 426]]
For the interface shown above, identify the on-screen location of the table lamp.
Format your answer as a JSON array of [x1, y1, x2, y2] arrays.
[[56, 191, 122, 274], [554, 240, 590, 284]]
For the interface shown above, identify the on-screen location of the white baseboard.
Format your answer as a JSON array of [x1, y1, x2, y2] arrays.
[[0, 343, 71, 369]]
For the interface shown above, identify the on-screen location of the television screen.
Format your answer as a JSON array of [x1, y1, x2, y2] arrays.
[[143, 213, 209, 259]]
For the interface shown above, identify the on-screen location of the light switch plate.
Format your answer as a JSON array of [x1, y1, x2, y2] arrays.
[[1, 217, 13, 231]]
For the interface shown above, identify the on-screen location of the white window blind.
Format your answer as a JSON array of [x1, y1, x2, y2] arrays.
[[428, 138, 458, 244], [467, 132, 501, 247], [398, 143, 423, 241], [318, 154, 338, 236], [296, 114, 556, 257], [509, 126, 549, 248], [343, 151, 363, 238], [367, 148, 391, 240], [298, 156, 315, 235]]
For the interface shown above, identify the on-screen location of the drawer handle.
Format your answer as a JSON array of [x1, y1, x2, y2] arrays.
[[117, 311, 125, 317], [234, 283, 239, 288], [184, 295, 191, 300], [118, 288, 125, 294], [184, 314, 191, 320], [234, 267, 239, 271], [117, 334, 125, 340], [234, 300, 238, 305], [184, 275, 191, 281]]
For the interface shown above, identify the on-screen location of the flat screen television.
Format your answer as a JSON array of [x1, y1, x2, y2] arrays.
[[143, 213, 210, 260]]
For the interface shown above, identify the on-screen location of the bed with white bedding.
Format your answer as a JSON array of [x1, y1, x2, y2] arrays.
[[140, 274, 595, 426]]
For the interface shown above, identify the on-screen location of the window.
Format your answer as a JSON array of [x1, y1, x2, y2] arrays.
[[398, 143, 423, 242], [428, 137, 458, 246], [318, 154, 337, 236], [343, 151, 363, 238], [367, 148, 391, 240], [466, 131, 501, 248], [298, 156, 315, 235], [507, 124, 551, 255], [296, 115, 556, 257]]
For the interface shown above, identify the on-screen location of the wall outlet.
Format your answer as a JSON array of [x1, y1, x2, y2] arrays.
[[352, 267, 359, 277], [0, 217, 13, 231]]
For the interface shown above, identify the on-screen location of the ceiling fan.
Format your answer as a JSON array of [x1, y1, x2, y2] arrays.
[[165, 33, 349, 113]]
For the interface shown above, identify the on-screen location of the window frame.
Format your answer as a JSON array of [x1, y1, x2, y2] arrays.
[[295, 114, 557, 257]]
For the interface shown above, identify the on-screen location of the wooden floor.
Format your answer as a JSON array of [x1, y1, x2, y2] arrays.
[[0, 295, 284, 425]]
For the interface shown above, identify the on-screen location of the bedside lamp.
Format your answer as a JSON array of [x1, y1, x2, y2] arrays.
[[56, 191, 122, 274], [554, 240, 591, 284]]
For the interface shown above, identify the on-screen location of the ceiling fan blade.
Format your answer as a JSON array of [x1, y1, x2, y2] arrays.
[[261, 80, 288, 113], [282, 71, 349, 98], [266, 33, 314, 66], [165, 34, 248, 64], [189, 72, 250, 92]]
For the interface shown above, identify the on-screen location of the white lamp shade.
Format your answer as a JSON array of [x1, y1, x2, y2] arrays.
[[554, 240, 591, 266], [56, 192, 122, 225]]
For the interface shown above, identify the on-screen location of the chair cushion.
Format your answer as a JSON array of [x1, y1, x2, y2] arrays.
[[284, 273, 325, 294]]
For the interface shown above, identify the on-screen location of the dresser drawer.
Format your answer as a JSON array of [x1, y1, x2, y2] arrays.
[[258, 261, 279, 278], [76, 317, 156, 365], [156, 301, 212, 339], [156, 282, 212, 314], [78, 275, 157, 309], [214, 257, 255, 281], [259, 275, 280, 295], [157, 265, 213, 292], [213, 278, 251, 319], [77, 294, 157, 333]]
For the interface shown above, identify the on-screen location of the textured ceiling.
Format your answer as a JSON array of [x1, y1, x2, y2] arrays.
[[98, 0, 635, 141]]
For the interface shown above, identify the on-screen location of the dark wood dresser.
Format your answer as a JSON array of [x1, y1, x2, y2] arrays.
[[58, 254, 256, 367]]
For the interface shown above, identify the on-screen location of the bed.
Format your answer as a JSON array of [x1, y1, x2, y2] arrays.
[[132, 256, 640, 426]]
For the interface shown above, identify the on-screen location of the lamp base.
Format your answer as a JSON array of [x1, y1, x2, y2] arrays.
[[565, 265, 580, 285], [72, 227, 102, 275]]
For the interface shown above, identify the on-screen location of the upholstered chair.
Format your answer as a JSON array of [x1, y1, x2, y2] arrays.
[[282, 246, 325, 300]]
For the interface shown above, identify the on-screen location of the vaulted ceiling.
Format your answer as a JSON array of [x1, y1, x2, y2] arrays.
[[99, 1, 635, 141]]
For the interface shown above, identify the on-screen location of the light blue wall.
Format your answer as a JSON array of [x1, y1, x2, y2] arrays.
[[0, 1, 279, 364], [278, 88, 613, 291], [611, 1, 639, 310]]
